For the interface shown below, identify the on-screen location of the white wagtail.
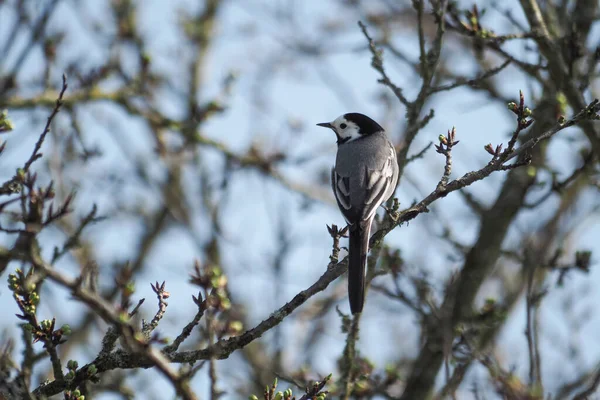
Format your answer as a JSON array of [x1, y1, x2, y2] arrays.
[[317, 113, 399, 314]]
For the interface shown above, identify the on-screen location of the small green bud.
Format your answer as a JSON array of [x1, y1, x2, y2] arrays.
[[558, 115, 566, 124], [87, 364, 97, 375], [523, 107, 532, 117], [16, 168, 25, 180], [73, 389, 81, 396], [0, 110, 14, 132], [385, 364, 396, 375], [249, 396, 259, 400], [220, 298, 231, 311], [228, 321, 243, 334], [210, 276, 219, 288], [124, 282, 135, 295], [134, 332, 146, 342], [1, 120, 14, 131], [119, 312, 130, 323], [206, 100, 223, 112], [274, 391, 283, 400], [65, 371, 75, 380]]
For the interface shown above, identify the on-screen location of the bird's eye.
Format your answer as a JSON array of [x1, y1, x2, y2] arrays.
[[340, 123, 347, 129]]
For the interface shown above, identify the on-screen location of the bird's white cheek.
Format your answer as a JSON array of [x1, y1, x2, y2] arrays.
[[343, 129, 362, 142]]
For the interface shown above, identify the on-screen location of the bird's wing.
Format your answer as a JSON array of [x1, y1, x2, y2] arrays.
[[331, 167, 353, 223], [359, 143, 397, 222], [332, 141, 397, 225]]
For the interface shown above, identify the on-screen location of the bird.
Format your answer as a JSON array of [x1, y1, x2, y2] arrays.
[[317, 113, 399, 314]]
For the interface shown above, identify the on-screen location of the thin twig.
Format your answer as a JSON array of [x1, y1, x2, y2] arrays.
[[428, 59, 511, 94], [506, 99, 600, 162], [164, 298, 205, 353], [358, 21, 410, 106], [142, 282, 170, 337], [406, 141, 433, 164], [525, 261, 539, 387], [435, 127, 459, 191], [24, 74, 68, 172], [573, 368, 600, 400]]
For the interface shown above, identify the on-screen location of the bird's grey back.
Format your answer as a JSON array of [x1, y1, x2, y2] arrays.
[[335, 132, 390, 173], [334, 131, 398, 215]]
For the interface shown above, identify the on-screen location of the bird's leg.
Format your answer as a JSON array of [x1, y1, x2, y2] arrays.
[[381, 198, 400, 222], [326, 223, 350, 268]]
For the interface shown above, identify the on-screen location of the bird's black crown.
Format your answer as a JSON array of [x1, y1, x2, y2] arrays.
[[343, 113, 384, 135]]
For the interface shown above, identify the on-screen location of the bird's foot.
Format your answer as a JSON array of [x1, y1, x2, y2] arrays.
[[382, 198, 400, 222]]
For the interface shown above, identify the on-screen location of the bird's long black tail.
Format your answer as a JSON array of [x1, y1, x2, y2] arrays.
[[348, 222, 371, 314]]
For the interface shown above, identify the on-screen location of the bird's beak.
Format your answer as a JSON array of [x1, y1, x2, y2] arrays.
[[316, 122, 333, 129]]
